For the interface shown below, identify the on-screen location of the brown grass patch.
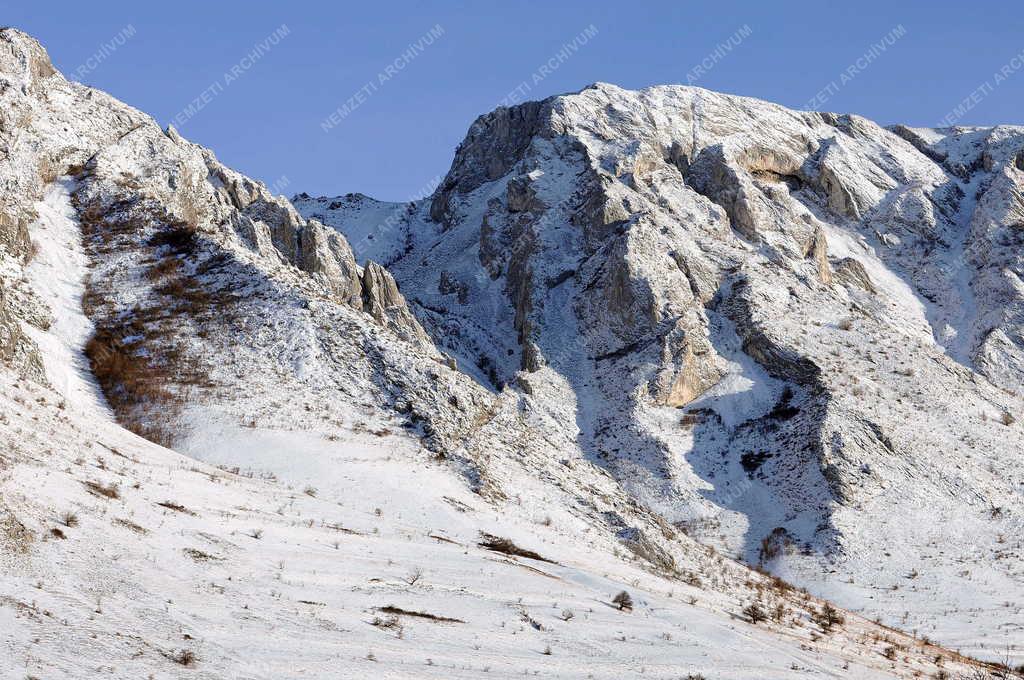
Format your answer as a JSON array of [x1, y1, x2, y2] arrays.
[[85, 330, 180, 447], [182, 547, 220, 562]]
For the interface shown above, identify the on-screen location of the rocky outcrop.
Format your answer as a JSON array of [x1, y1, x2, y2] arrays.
[[360, 261, 426, 340], [0, 212, 31, 261], [505, 174, 545, 213], [430, 101, 548, 225], [805, 226, 832, 285], [651, 321, 722, 407], [0, 286, 44, 382], [833, 257, 876, 293], [298, 220, 363, 306]]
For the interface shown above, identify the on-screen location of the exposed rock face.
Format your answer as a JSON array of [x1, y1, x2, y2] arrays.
[[805, 226, 832, 285], [430, 101, 547, 224], [832, 257, 876, 293], [360, 260, 426, 340], [0, 286, 44, 381]]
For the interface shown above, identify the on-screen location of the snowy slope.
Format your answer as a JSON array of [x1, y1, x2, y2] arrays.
[[291, 192, 412, 266], [301, 84, 1024, 663], [0, 176, 983, 680]]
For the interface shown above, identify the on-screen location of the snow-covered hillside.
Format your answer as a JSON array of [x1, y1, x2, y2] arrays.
[[1, 26, 1022, 679], [0, 180, 997, 679], [298, 85, 1024, 663]]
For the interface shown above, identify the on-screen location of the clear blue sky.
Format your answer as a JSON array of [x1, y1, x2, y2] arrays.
[[6, 0, 1022, 200]]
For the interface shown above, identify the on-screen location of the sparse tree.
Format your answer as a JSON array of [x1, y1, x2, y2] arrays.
[[612, 590, 633, 611], [404, 567, 423, 586], [743, 601, 767, 624], [813, 602, 845, 632]]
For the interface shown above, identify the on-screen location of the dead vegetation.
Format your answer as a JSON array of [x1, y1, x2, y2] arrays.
[[112, 517, 148, 534], [182, 547, 220, 562], [74, 192, 226, 448], [742, 601, 767, 624], [83, 480, 120, 499], [163, 649, 196, 667], [477, 532, 557, 564], [376, 605, 464, 624], [156, 500, 195, 515]]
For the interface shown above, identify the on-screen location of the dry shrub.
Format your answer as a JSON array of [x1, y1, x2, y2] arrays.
[[113, 518, 148, 534], [812, 602, 845, 632], [147, 224, 198, 256], [157, 501, 195, 515], [169, 649, 196, 666], [83, 480, 120, 499], [377, 606, 463, 623], [742, 601, 767, 624], [145, 256, 183, 281], [477, 532, 556, 564]]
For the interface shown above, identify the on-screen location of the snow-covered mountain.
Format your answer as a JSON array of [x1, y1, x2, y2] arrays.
[[298, 85, 1024, 660], [1, 27, 1022, 679]]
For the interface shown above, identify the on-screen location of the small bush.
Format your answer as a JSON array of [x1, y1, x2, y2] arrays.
[[148, 224, 197, 256], [743, 602, 767, 624], [83, 480, 120, 499], [171, 649, 196, 666], [157, 501, 195, 515], [58, 511, 79, 527], [812, 602, 845, 632], [612, 591, 633, 611]]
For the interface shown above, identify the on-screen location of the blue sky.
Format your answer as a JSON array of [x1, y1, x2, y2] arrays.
[[7, 0, 1022, 200]]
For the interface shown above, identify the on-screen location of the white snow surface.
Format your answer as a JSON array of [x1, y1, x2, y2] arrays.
[[20, 178, 109, 416]]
